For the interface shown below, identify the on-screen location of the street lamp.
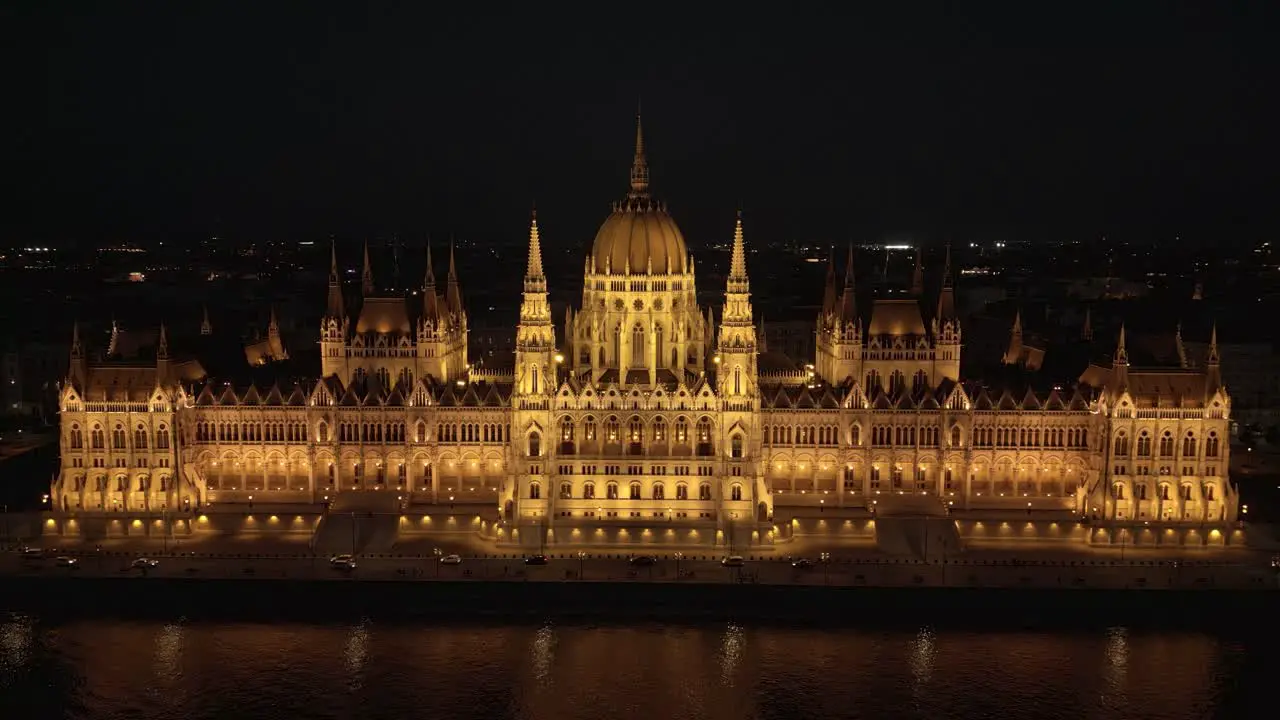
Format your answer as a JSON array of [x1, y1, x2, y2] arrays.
[[577, 551, 585, 580], [434, 547, 443, 577], [820, 552, 830, 585], [675, 551, 684, 579]]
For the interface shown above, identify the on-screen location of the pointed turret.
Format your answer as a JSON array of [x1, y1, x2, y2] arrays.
[[1175, 321, 1188, 368], [910, 248, 924, 296], [629, 109, 649, 198], [1081, 306, 1093, 341], [446, 237, 464, 316], [1115, 323, 1128, 365], [717, 213, 757, 398], [361, 240, 374, 296], [1003, 310, 1024, 365], [157, 323, 169, 359], [200, 305, 213, 335], [1208, 322, 1220, 364], [1012, 309, 1023, 338], [1113, 323, 1130, 389], [758, 314, 768, 353], [422, 241, 442, 320], [326, 239, 345, 320], [67, 321, 85, 385], [1206, 322, 1222, 391], [515, 210, 556, 395], [838, 243, 857, 322], [821, 252, 837, 321], [936, 243, 956, 321], [268, 306, 280, 338]]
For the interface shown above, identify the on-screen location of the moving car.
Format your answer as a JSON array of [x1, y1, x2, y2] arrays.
[[721, 556, 745, 567], [629, 555, 657, 567], [791, 558, 814, 569], [440, 554, 463, 565], [55, 556, 78, 567], [131, 558, 159, 569], [21, 547, 43, 558], [329, 554, 354, 565], [524, 554, 549, 566]]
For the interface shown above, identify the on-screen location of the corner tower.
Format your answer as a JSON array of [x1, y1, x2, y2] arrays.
[[514, 211, 557, 396]]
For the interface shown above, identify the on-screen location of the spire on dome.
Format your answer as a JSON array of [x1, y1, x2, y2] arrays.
[[361, 240, 374, 296], [329, 238, 340, 282], [70, 321, 82, 360], [628, 108, 649, 198]]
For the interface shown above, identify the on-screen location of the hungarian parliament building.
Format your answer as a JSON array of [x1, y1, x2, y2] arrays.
[[50, 118, 1239, 546]]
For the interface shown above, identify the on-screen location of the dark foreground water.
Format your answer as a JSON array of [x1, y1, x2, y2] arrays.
[[0, 613, 1269, 719]]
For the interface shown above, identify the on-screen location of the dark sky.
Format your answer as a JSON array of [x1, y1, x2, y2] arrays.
[[4, 2, 1277, 250]]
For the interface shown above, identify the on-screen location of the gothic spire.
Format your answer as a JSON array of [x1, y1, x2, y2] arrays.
[[628, 109, 649, 198], [838, 243, 857, 321], [1208, 322, 1219, 365], [910, 248, 924, 296], [821, 250, 837, 320], [526, 208, 545, 281], [1081, 306, 1093, 341], [70, 321, 82, 360], [361, 239, 374, 296], [1115, 323, 1129, 366], [936, 242, 956, 321], [157, 323, 169, 360], [422, 240, 441, 320], [326, 240, 345, 320], [728, 210, 748, 282], [446, 237, 464, 316], [200, 304, 212, 335]]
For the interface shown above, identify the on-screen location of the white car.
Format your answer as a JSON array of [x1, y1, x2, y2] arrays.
[[131, 558, 159, 569], [440, 554, 463, 565], [329, 554, 354, 565], [55, 556, 78, 567], [721, 556, 745, 567]]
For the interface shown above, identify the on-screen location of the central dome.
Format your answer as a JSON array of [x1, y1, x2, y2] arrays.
[[592, 201, 688, 275], [589, 113, 688, 276]]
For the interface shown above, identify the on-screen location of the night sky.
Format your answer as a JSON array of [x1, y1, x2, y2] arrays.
[[5, 2, 1277, 250]]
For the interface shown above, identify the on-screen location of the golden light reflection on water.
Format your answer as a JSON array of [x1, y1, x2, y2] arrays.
[[0, 619, 1253, 720]]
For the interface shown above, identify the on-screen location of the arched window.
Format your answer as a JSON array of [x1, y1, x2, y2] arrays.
[[317, 421, 329, 443], [734, 366, 742, 395], [375, 367, 391, 389], [560, 416, 575, 442], [912, 370, 928, 393], [674, 417, 689, 443], [415, 421, 427, 443], [156, 425, 170, 449], [699, 483, 712, 500], [652, 483, 665, 500], [583, 416, 597, 442], [632, 323, 645, 366], [731, 484, 743, 501], [583, 482, 595, 499], [865, 370, 881, 392], [531, 364, 539, 394], [399, 368, 413, 389], [70, 425, 83, 449], [629, 482, 642, 499], [134, 424, 148, 450], [1205, 432, 1219, 458], [528, 431, 541, 457], [652, 417, 666, 442], [1136, 431, 1151, 457], [1159, 431, 1174, 457], [731, 434, 744, 458], [676, 483, 688, 500], [529, 482, 541, 499], [112, 425, 126, 450], [889, 371, 905, 395], [1114, 431, 1129, 456], [1113, 483, 1125, 500], [628, 417, 643, 444], [850, 424, 861, 446], [950, 425, 962, 447], [606, 482, 618, 499], [1182, 432, 1196, 457], [604, 416, 620, 443], [560, 482, 572, 499]]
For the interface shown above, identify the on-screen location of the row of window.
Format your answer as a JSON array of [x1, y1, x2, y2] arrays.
[[766, 425, 1091, 449], [1113, 430, 1220, 458], [68, 423, 170, 451], [558, 416, 712, 444], [68, 475, 172, 492], [1112, 465, 1219, 478], [1111, 483, 1217, 501], [529, 481, 744, 501]]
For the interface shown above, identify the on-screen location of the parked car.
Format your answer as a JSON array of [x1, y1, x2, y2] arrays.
[[524, 554, 549, 566], [440, 554, 463, 565], [721, 556, 745, 567]]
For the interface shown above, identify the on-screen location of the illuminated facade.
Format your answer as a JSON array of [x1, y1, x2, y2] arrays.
[[50, 118, 1238, 546]]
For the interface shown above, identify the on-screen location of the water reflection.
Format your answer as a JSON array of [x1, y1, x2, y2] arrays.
[[530, 623, 555, 685], [0, 613, 34, 672], [717, 623, 744, 686], [0, 618, 1262, 720]]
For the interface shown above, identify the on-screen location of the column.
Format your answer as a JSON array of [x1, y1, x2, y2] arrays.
[[307, 460, 316, 503], [648, 323, 657, 385]]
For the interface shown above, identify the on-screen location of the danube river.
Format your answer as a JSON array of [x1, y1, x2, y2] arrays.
[[0, 614, 1266, 719]]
